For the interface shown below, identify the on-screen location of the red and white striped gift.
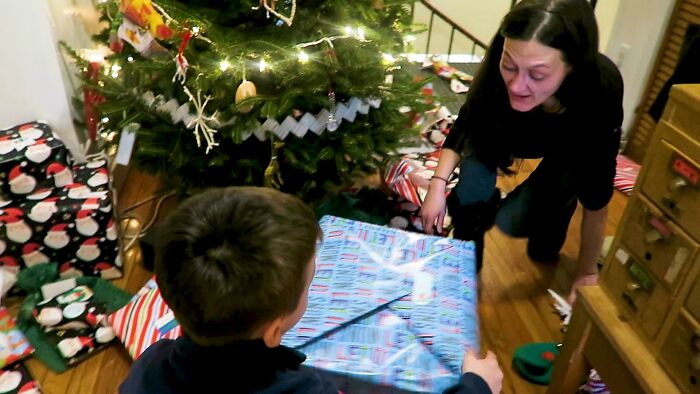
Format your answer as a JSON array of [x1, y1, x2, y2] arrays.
[[108, 277, 183, 359]]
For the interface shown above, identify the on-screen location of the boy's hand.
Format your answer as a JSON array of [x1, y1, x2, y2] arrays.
[[461, 350, 503, 394]]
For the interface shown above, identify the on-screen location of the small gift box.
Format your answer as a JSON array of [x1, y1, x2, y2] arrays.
[[109, 277, 183, 359], [0, 308, 33, 368], [33, 285, 116, 366]]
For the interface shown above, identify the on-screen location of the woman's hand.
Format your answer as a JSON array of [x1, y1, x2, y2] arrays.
[[421, 180, 448, 235]]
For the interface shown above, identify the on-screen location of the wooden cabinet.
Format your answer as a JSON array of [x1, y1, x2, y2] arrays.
[[549, 84, 700, 393]]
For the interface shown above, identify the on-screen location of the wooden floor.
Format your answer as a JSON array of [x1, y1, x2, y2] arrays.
[[21, 160, 628, 394]]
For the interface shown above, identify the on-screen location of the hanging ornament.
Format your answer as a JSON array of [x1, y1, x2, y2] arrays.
[[372, 0, 384, 9], [235, 80, 258, 113], [119, 0, 173, 40], [182, 86, 220, 154], [256, 0, 297, 26], [172, 29, 192, 84], [108, 13, 125, 53], [84, 62, 106, 142], [264, 138, 285, 189], [117, 18, 169, 58], [326, 88, 339, 132]]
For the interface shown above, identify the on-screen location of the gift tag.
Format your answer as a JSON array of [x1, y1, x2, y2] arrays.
[[115, 128, 136, 166], [412, 271, 434, 305], [155, 311, 179, 335], [41, 278, 77, 301]]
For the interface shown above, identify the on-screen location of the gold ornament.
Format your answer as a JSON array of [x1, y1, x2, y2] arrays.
[[372, 0, 384, 9], [235, 80, 257, 113], [264, 139, 285, 189]]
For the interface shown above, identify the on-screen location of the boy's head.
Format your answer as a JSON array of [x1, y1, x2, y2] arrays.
[[155, 186, 320, 347]]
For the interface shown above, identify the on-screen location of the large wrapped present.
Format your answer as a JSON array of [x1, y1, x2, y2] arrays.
[[0, 158, 121, 280], [0, 122, 72, 199], [283, 216, 478, 393], [108, 277, 183, 359]]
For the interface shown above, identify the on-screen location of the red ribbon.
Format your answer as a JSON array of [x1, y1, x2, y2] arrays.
[[176, 30, 192, 70], [84, 62, 106, 142]]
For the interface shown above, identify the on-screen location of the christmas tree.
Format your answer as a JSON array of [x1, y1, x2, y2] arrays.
[[68, 0, 428, 201]]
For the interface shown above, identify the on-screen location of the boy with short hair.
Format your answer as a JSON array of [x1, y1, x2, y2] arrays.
[[120, 186, 502, 393]]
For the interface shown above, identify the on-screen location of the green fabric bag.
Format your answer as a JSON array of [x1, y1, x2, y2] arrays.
[[15, 263, 132, 373]]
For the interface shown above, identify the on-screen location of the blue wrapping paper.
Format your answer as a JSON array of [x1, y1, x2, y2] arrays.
[[283, 216, 478, 393]]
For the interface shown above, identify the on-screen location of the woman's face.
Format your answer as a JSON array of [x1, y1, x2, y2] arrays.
[[499, 38, 571, 112]]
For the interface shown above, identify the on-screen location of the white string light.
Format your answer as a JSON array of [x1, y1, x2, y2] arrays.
[[298, 50, 310, 64], [296, 27, 369, 50], [382, 53, 395, 65], [259, 58, 268, 72], [110, 64, 122, 78]]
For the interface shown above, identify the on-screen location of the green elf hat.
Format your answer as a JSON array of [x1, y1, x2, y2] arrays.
[[512, 342, 560, 385]]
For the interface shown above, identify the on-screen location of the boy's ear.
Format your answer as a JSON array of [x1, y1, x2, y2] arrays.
[[262, 317, 285, 348]]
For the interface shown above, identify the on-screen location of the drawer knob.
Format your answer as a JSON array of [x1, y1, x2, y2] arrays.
[[691, 353, 700, 372], [669, 177, 688, 192], [626, 282, 641, 292], [662, 197, 680, 214], [645, 229, 662, 243]]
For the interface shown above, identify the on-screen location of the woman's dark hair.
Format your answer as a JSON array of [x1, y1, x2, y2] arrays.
[[453, 0, 600, 172]]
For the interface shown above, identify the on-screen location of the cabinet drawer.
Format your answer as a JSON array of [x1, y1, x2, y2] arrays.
[[664, 86, 700, 144], [687, 275, 700, 323], [604, 247, 672, 340], [642, 126, 700, 241], [659, 310, 700, 393], [620, 195, 698, 293]]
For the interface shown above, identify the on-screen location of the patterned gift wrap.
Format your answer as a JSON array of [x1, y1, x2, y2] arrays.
[[283, 216, 478, 393], [0, 122, 72, 199], [35, 285, 117, 366], [0, 308, 33, 368], [0, 154, 120, 280], [0, 185, 121, 279], [108, 278, 183, 359], [613, 154, 640, 196], [0, 363, 41, 394]]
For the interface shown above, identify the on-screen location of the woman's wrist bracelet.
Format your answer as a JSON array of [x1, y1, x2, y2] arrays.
[[431, 175, 449, 183]]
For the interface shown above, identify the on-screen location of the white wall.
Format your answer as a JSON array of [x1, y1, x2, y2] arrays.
[[595, 0, 621, 52], [412, 0, 512, 58], [603, 0, 675, 137], [45, 0, 105, 100], [0, 0, 82, 158]]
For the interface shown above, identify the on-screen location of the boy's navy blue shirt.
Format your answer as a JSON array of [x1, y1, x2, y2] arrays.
[[120, 336, 493, 394]]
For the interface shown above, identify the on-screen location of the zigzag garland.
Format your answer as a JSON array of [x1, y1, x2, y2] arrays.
[[249, 97, 382, 141], [139, 91, 382, 144]]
